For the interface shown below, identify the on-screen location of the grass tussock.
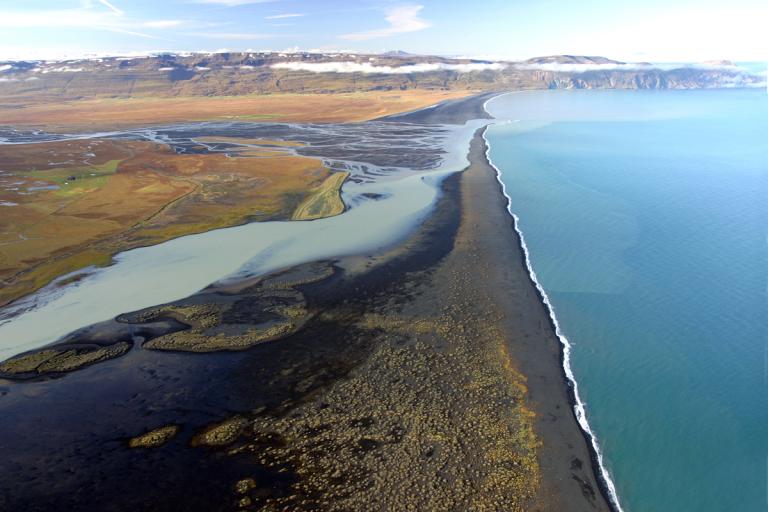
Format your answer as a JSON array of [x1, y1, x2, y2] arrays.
[[291, 172, 348, 221]]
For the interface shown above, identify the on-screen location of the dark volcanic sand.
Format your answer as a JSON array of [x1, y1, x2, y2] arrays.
[[376, 91, 497, 124], [0, 93, 612, 511], [458, 128, 612, 511]]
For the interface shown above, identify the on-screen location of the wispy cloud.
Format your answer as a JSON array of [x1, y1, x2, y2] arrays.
[[189, 32, 278, 40], [265, 13, 304, 20], [106, 27, 165, 39], [340, 5, 429, 41], [0, 3, 178, 39], [97, 0, 123, 16], [271, 61, 506, 74], [193, 0, 278, 6], [0, 10, 110, 28], [142, 20, 185, 28]]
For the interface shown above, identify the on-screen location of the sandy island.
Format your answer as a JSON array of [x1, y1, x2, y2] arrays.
[[0, 93, 613, 511]]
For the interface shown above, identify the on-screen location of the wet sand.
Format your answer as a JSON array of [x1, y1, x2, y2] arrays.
[[0, 93, 612, 510]]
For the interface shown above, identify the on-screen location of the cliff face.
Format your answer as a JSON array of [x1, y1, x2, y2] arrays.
[[503, 55, 762, 90], [537, 69, 759, 89], [530, 67, 760, 90], [0, 52, 761, 101]]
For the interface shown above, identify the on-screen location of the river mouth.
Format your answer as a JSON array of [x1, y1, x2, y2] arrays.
[[0, 118, 488, 361], [0, 93, 617, 511]]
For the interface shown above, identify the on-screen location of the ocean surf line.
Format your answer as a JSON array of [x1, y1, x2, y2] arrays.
[[482, 124, 624, 512]]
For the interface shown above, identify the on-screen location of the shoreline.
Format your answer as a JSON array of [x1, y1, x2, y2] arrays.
[[0, 117, 484, 360], [398, 91, 621, 508], [456, 126, 613, 510], [0, 92, 617, 510], [481, 126, 623, 511]]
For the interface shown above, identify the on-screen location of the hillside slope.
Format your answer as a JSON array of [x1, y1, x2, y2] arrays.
[[0, 52, 760, 103]]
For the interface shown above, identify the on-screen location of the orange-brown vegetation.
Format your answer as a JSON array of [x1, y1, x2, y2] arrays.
[[193, 137, 304, 147], [0, 138, 344, 306], [0, 90, 470, 132]]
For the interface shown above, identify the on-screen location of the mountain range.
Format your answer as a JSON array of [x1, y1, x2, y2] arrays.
[[0, 52, 761, 101]]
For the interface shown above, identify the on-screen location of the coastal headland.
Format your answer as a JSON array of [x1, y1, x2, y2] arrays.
[[0, 93, 612, 510]]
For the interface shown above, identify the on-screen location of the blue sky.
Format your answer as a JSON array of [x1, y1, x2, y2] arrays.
[[0, 0, 766, 62]]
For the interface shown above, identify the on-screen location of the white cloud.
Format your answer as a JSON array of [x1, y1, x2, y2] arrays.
[[514, 62, 758, 74], [0, 9, 114, 28], [190, 32, 277, 40], [0, 47, 180, 61], [193, 0, 277, 5], [97, 0, 123, 16], [271, 61, 506, 74], [340, 5, 429, 41], [142, 20, 185, 28], [0, 5, 174, 39], [571, 6, 768, 62], [265, 13, 304, 20], [106, 26, 165, 39]]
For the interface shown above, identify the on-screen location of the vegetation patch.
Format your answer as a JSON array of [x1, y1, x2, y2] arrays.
[[0, 341, 131, 378], [128, 425, 180, 449], [192, 416, 249, 447], [291, 172, 348, 221], [0, 90, 470, 131], [0, 139, 340, 306]]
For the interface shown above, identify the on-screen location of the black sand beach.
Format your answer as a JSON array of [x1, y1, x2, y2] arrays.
[[457, 128, 612, 511], [376, 91, 497, 124], [0, 93, 611, 511]]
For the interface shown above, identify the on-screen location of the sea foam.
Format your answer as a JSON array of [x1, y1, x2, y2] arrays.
[[482, 119, 625, 512]]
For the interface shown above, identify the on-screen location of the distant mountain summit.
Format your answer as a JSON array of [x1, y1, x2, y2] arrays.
[[0, 52, 761, 99], [701, 59, 735, 67], [524, 55, 624, 65], [382, 50, 415, 57]]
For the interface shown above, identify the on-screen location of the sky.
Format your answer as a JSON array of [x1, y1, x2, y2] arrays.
[[0, 0, 766, 62]]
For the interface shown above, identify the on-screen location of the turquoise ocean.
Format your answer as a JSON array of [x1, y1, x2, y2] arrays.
[[486, 89, 767, 511]]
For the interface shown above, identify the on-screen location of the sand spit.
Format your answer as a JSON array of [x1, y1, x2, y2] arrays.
[[0, 93, 611, 511]]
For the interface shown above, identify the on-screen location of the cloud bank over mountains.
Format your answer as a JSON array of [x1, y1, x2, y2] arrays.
[[513, 62, 753, 73], [271, 61, 506, 74]]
